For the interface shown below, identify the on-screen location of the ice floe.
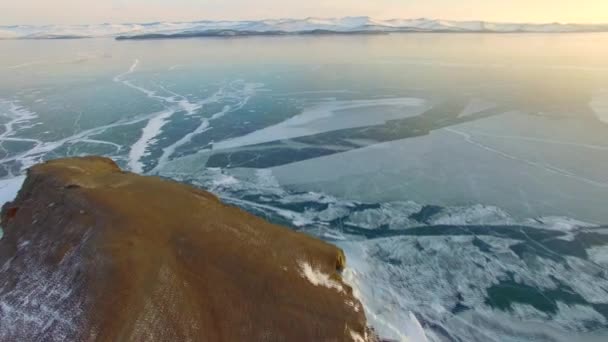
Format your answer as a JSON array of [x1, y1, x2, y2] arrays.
[[340, 234, 608, 342]]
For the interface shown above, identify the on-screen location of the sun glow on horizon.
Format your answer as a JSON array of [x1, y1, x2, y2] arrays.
[[1, 0, 607, 26]]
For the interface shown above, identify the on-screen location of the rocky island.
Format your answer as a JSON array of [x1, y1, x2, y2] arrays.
[[0, 157, 371, 341]]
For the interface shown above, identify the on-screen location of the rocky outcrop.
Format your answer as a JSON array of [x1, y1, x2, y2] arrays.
[[0, 157, 370, 341]]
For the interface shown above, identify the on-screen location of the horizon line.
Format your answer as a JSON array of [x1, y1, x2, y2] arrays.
[[3, 16, 608, 27]]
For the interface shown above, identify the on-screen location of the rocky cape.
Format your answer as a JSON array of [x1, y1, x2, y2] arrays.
[[0, 157, 371, 341]]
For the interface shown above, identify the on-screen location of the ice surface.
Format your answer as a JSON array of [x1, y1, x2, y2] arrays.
[[0, 176, 24, 203], [112, 60, 263, 173], [156, 160, 608, 341], [340, 234, 608, 342], [213, 97, 428, 151], [2, 35, 608, 341], [270, 111, 608, 222], [0, 96, 153, 172], [0, 176, 24, 210]]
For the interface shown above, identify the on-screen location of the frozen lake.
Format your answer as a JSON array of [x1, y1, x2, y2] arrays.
[[2, 33, 608, 341]]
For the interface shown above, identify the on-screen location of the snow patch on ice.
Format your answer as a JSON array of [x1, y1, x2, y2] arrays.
[[525, 216, 596, 241], [404, 312, 430, 342], [587, 245, 608, 266], [428, 204, 514, 226], [128, 109, 174, 173], [527, 216, 596, 231], [210, 173, 240, 188], [590, 89, 608, 124], [255, 169, 282, 190], [345, 202, 421, 230]]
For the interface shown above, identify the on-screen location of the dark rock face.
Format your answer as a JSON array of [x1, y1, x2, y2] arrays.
[[0, 157, 370, 341]]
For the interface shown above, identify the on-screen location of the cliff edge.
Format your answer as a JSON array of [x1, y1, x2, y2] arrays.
[[0, 156, 370, 341]]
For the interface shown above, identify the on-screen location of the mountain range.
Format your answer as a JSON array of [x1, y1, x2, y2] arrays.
[[2, 16, 608, 39]]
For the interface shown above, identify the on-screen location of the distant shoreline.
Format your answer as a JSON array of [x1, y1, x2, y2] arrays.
[[2, 30, 608, 41], [3, 17, 608, 40], [114, 29, 608, 41]]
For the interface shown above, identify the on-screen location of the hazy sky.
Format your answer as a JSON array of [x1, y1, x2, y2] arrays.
[[2, 0, 608, 25]]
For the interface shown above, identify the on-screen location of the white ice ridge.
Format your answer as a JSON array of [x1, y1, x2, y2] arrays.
[[298, 261, 344, 293], [1, 59, 261, 175], [150, 81, 261, 173], [3, 17, 608, 39], [112, 58, 139, 83], [128, 109, 174, 173], [0, 99, 39, 175], [113, 60, 262, 173], [0, 96, 158, 172]]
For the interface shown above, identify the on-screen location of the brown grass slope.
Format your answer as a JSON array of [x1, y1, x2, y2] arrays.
[[0, 156, 370, 342]]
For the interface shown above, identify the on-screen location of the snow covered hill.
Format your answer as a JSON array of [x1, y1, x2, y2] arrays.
[[2, 17, 608, 39]]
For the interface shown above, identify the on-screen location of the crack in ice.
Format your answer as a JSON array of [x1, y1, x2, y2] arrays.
[[444, 128, 608, 188]]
